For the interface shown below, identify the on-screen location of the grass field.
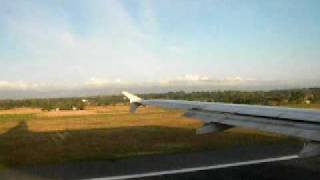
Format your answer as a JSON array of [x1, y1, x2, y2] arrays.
[[285, 103, 320, 109], [0, 104, 308, 168]]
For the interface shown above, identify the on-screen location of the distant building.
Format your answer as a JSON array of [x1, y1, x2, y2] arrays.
[[304, 94, 314, 104], [72, 106, 77, 111], [305, 100, 311, 104], [82, 99, 88, 103]]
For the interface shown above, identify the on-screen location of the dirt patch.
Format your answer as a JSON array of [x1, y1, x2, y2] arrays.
[[36, 110, 97, 118], [0, 108, 41, 115]]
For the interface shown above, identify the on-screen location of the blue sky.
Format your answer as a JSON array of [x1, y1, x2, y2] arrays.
[[0, 0, 320, 92]]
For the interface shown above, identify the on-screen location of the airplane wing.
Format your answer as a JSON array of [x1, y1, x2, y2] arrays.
[[122, 91, 320, 158]]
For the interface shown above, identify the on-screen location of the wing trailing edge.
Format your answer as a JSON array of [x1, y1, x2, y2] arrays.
[[122, 91, 320, 157]]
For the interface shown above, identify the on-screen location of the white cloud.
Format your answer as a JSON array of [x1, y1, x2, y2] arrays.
[[222, 76, 257, 83], [1, 0, 164, 83], [156, 74, 262, 87], [85, 78, 109, 87], [1, 76, 319, 99], [223, 76, 244, 81], [182, 74, 209, 81], [0, 75, 245, 90], [0, 81, 45, 90], [85, 77, 127, 87], [159, 74, 209, 84]]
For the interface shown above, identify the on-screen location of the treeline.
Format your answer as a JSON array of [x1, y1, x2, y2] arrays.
[[142, 88, 320, 106], [0, 98, 86, 111], [0, 96, 126, 110], [0, 88, 319, 110]]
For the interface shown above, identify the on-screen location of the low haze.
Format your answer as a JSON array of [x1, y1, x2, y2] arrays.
[[1, 0, 320, 99]]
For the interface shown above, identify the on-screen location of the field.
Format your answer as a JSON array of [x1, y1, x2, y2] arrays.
[[285, 103, 320, 109], [0, 105, 301, 168]]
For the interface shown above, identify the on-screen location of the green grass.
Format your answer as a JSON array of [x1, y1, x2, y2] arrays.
[[0, 123, 297, 167], [0, 164, 6, 170], [0, 114, 36, 122]]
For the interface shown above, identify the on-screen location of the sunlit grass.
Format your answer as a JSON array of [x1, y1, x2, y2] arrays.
[[0, 105, 299, 167], [285, 103, 320, 109]]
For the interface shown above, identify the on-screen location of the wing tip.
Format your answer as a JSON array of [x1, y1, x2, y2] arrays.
[[122, 91, 142, 103]]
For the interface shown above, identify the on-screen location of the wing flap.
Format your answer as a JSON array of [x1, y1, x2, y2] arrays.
[[122, 91, 320, 157], [185, 110, 320, 142]]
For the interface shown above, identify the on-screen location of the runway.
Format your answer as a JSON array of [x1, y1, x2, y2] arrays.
[[0, 143, 319, 180], [89, 155, 299, 180]]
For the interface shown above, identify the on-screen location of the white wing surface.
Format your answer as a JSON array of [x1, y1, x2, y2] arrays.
[[122, 91, 320, 157]]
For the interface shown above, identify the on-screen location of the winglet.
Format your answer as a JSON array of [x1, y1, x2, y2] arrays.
[[122, 91, 143, 113]]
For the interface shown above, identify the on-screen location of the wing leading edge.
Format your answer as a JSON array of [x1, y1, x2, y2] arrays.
[[122, 91, 320, 157]]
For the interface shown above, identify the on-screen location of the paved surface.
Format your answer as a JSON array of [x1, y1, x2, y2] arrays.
[[0, 143, 319, 180], [141, 159, 320, 180], [90, 155, 300, 180]]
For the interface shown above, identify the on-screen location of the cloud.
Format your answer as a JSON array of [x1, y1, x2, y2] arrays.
[[222, 76, 257, 81], [158, 74, 258, 87], [0, 0, 164, 83], [1, 0, 319, 97], [85, 77, 126, 87], [182, 74, 209, 81], [85, 78, 110, 87], [0, 75, 243, 91], [0, 81, 29, 90], [0, 2, 264, 84], [0, 81, 48, 91], [1, 76, 320, 99]]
